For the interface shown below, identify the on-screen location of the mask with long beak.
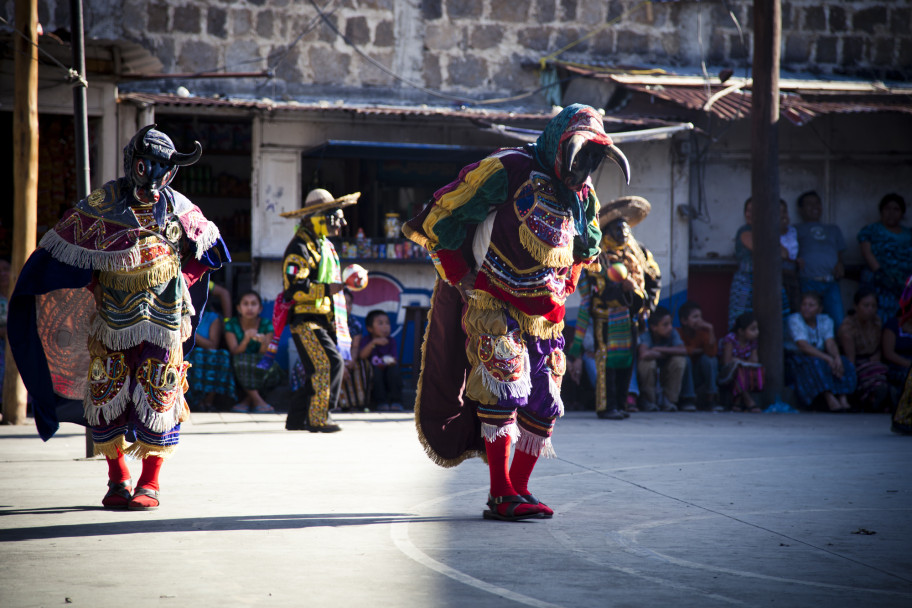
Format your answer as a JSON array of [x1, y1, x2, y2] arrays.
[[561, 134, 630, 192]]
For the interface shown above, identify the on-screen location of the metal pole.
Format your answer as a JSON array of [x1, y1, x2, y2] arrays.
[[751, 0, 784, 405], [70, 0, 93, 456], [71, 0, 91, 198], [3, 0, 39, 426]]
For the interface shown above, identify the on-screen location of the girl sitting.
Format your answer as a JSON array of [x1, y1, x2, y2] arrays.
[[837, 287, 890, 411], [719, 312, 765, 413], [225, 291, 284, 413]]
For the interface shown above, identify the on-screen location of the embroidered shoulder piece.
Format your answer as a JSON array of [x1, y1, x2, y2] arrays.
[[514, 172, 574, 268], [39, 180, 143, 271], [171, 190, 221, 258]]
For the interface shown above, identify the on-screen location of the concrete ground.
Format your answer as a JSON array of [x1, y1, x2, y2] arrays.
[[1, 410, 910, 608]]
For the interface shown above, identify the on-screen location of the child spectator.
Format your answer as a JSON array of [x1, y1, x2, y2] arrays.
[[225, 291, 283, 413], [637, 306, 688, 412], [339, 289, 372, 412], [360, 309, 403, 412], [719, 312, 765, 413], [184, 286, 236, 411], [786, 292, 857, 411], [838, 287, 890, 411], [677, 300, 721, 411]]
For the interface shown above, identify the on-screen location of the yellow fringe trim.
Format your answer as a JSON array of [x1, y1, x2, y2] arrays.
[[413, 280, 486, 468], [401, 223, 433, 250], [518, 224, 574, 268], [124, 440, 177, 460], [583, 260, 602, 272], [471, 292, 564, 339], [92, 435, 128, 459], [98, 256, 180, 291]]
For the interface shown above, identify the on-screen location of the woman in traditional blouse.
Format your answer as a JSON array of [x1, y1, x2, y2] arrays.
[[787, 292, 857, 411], [838, 287, 889, 411], [858, 193, 912, 322]]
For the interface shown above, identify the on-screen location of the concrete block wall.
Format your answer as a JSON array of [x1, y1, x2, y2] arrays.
[[6, 0, 908, 109]]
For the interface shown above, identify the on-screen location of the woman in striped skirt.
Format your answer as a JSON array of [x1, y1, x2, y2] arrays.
[[787, 292, 856, 411]]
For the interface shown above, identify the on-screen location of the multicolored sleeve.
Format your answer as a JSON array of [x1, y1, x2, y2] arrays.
[[575, 189, 602, 265], [402, 155, 509, 284], [641, 244, 662, 317]]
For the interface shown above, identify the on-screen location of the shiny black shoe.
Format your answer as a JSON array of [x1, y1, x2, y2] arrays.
[[306, 423, 342, 433], [597, 409, 626, 420]]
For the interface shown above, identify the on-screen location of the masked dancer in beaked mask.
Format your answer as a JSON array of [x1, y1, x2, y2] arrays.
[[403, 104, 631, 521], [569, 197, 660, 420], [272, 189, 360, 433], [8, 125, 230, 510]]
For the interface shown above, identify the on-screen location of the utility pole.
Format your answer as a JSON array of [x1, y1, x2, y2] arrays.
[[70, 0, 94, 457], [3, 0, 39, 425], [71, 0, 91, 197], [751, 0, 784, 405]]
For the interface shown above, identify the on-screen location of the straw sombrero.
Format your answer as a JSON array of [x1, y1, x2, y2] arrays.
[[598, 196, 651, 229], [279, 188, 361, 219]]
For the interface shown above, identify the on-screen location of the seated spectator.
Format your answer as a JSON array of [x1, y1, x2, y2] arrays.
[[719, 312, 764, 413], [225, 291, 284, 413], [184, 288, 236, 411], [677, 300, 720, 411], [786, 292, 856, 411], [637, 306, 688, 412], [360, 309, 403, 412], [339, 289, 372, 412], [882, 276, 912, 388], [837, 287, 890, 411], [796, 191, 846, 326]]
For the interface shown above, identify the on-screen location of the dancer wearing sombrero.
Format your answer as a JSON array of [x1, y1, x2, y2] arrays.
[[278, 189, 359, 433], [8, 125, 229, 510], [403, 104, 631, 521], [569, 197, 661, 420]]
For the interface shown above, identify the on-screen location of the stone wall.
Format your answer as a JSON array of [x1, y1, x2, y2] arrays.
[[7, 0, 910, 107]]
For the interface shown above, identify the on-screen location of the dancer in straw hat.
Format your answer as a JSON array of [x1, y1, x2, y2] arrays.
[[274, 189, 360, 432], [569, 196, 661, 420]]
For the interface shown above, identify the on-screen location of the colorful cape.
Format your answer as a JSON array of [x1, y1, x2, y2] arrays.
[[8, 181, 230, 441]]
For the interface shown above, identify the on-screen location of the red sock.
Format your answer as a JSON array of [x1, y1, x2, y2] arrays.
[[485, 435, 539, 517], [509, 448, 538, 496], [136, 456, 164, 491], [511, 449, 553, 516], [106, 453, 130, 483]]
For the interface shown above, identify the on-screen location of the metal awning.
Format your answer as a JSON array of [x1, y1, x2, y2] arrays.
[[477, 121, 694, 144], [301, 140, 493, 163]]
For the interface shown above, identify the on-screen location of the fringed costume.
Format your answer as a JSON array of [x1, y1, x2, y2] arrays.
[[403, 104, 631, 520], [9, 126, 229, 509], [570, 197, 660, 419]]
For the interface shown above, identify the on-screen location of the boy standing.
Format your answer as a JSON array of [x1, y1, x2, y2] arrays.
[[638, 306, 688, 412], [360, 310, 404, 411], [677, 300, 721, 411]]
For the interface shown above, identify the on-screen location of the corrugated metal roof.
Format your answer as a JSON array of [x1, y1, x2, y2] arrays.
[[119, 92, 554, 123], [557, 65, 912, 126], [118, 92, 672, 130]]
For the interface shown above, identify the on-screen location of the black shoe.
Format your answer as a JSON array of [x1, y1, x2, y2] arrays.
[[307, 423, 342, 433], [597, 409, 626, 420]]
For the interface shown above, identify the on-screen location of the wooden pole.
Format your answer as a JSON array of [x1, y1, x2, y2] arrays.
[[751, 0, 784, 405], [3, 0, 39, 425]]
